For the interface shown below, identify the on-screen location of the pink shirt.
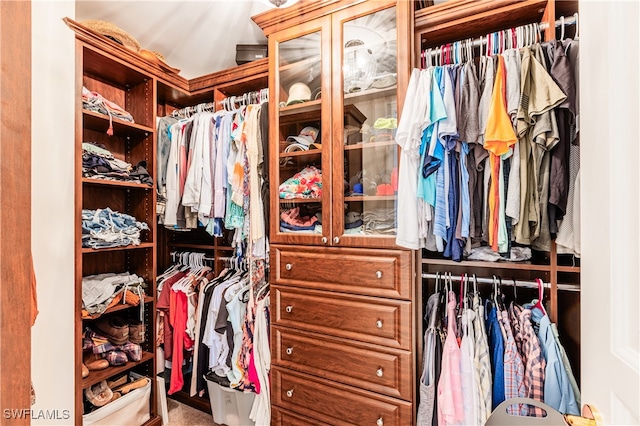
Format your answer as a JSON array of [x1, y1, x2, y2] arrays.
[[437, 291, 464, 425]]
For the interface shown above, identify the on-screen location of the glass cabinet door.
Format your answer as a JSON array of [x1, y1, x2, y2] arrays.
[[270, 17, 332, 245], [332, 4, 401, 246]]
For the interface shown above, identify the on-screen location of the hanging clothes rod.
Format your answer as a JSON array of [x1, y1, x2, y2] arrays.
[[169, 251, 215, 261], [421, 14, 578, 55], [421, 273, 580, 292]]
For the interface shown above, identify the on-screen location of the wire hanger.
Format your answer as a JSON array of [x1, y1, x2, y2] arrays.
[[560, 15, 565, 41], [574, 13, 579, 40]]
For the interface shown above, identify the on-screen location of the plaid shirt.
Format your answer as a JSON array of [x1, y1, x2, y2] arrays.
[[518, 306, 547, 416], [501, 311, 528, 416], [472, 295, 492, 424]]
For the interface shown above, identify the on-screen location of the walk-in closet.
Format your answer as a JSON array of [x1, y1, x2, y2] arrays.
[[5, 0, 637, 425]]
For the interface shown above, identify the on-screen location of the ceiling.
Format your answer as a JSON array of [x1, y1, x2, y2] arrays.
[[75, 0, 275, 80]]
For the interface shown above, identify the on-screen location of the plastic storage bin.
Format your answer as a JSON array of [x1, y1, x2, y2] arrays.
[[83, 373, 151, 426], [205, 378, 255, 426]]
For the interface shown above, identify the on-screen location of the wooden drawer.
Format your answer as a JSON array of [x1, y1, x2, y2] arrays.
[[272, 407, 325, 426], [273, 245, 412, 300], [273, 367, 413, 426], [273, 326, 412, 400], [273, 286, 411, 350]]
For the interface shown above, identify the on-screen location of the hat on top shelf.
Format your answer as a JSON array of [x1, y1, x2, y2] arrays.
[[285, 126, 321, 152], [80, 19, 141, 52], [285, 82, 312, 106]]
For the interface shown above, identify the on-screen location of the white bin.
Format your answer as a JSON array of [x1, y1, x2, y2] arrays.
[[83, 374, 151, 426], [205, 378, 255, 426]]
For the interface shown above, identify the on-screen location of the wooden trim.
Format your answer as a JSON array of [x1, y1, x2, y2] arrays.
[[415, 0, 548, 49], [541, 0, 556, 42], [189, 58, 269, 92], [63, 18, 188, 90], [0, 1, 32, 422], [252, 0, 366, 36]]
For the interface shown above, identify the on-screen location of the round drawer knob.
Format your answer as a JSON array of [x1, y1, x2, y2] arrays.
[[376, 320, 383, 329], [286, 389, 294, 398], [376, 368, 384, 377], [286, 347, 293, 355], [377, 417, 384, 426], [375, 271, 382, 279], [285, 263, 292, 271], [333, 236, 340, 244], [285, 305, 293, 313], [321, 237, 328, 244]]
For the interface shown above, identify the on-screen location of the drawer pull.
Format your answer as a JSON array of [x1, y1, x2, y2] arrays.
[[376, 270, 382, 279], [286, 389, 294, 398], [377, 417, 384, 426], [376, 368, 384, 377], [285, 305, 293, 313], [321, 237, 328, 244], [286, 347, 293, 355], [376, 320, 383, 329], [333, 236, 340, 244], [285, 263, 292, 271]]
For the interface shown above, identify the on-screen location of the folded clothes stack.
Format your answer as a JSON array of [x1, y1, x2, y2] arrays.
[[82, 85, 134, 127], [82, 208, 149, 249], [83, 142, 153, 186], [82, 272, 146, 317], [362, 207, 396, 235], [279, 166, 322, 199], [280, 207, 320, 233]]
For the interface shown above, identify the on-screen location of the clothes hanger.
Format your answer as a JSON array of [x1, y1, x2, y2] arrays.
[[574, 13, 579, 40], [512, 277, 518, 304], [492, 275, 500, 311], [534, 278, 548, 316], [560, 16, 566, 42]]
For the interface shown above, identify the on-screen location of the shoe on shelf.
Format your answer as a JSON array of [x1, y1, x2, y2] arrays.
[[82, 363, 89, 378], [94, 316, 129, 345]]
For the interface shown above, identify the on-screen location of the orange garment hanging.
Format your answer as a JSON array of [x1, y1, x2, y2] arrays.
[[484, 55, 517, 251]]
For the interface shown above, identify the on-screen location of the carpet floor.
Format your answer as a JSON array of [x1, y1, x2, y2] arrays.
[[165, 398, 218, 426]]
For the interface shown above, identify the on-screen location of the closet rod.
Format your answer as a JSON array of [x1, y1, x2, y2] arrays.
[[421, 273, 580, 292], [169, 251, 215, 261], [421, 14, 577, 53]]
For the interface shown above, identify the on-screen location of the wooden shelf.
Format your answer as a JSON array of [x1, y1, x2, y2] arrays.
[[82, 178, 152, 190], [422, 257, 552, 272], [82, 242, 154, 254], [82, 296, 154, 319], [279, 149, 322, 158], [169, 243, 216, 250], [279, 198, 322, 204], [83, 110, 154, 137], [557, 265, 581, 273], [345, 195, 397, 202], [279, 99, 321, 116], [344, 86, 397, 104], [344, 140, 396, 150], [82, 351, 154, 389]]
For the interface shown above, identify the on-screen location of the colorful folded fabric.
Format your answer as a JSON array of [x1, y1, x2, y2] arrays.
[[279, 166, 323, 199]]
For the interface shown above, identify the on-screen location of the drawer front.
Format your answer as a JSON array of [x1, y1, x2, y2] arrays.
[[273, 286, 411, 350], [272, 407, 325, 426], [273, 367, 413, 426], [273, 246, 412, 300], [273, 326, 412, 400]]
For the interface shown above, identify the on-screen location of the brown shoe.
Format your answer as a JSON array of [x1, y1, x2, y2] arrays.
[[82, 363, 90, 378], [94, 316, 129, 345], [128, 321, 145, 344]]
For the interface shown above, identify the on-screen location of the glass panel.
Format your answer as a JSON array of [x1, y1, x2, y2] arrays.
[[342, 7, 397, 237], [278, 31, 323, 236]]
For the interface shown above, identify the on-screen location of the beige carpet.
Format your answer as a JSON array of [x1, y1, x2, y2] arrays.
[[165, 398, 219, 426]]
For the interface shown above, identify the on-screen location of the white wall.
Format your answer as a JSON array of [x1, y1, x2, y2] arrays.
[[31, 1, 76, 423]]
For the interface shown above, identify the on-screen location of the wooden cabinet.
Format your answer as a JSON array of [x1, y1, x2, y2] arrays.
[[253, 1, 416, 423], [74, 42, 159, 425], [261, 0, 411, 249]]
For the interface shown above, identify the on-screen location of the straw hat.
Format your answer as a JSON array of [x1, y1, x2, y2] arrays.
[[81, 20, 141, 52]]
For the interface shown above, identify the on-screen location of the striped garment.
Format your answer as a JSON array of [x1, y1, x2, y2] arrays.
[[501, 311, 528, 416], [472, 295, 492, 424]]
